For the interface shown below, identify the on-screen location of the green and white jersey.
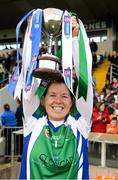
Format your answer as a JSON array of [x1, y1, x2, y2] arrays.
[[20, 114, 90, 179], [30, 123, 78, 179]]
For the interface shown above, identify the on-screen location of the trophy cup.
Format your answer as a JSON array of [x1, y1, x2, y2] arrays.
[[32, 8, 63, 80]]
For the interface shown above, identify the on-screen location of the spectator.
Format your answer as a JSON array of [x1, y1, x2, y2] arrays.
[[106, 116, 118, 159], [107, 99, 116, 115], [102, 79, 112, 94], [91, 101, 110, 133], [39, 44, 47, 56], [15, 99, 23, 127], [90, 39, 98, 68], [0, 104, 17, 156], [15, 99, 23, 159], [114, 104, 118, 114], [93, 88, 101, 107], [103, 87, 115, 106], [91, 101, 110, 156], [108, 51, 118, 78], [106, 116, 118, 134], [0, 104, 17, 126], [111, 77, 118, 93], [90, 39, 98, 53], [108, 50, 118, 65], [4, 53, 11, 72], [0, 65, 4, 83]]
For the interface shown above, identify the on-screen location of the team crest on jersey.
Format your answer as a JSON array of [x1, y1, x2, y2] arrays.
[[45, 128, 50, 139]]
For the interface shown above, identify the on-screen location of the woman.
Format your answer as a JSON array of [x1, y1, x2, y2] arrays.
[[91, 102, 110, 156], [91, 102, 110, 133], [20, 79, 91, 179], [0, 104, 17, 155], [17, 11, 93, 180]]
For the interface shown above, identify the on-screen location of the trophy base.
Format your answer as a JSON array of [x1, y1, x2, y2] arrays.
[[32, 68, 63, 80], [32, 54, 63, 80]]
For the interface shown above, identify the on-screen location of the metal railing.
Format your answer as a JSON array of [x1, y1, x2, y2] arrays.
[[110, 63, 118, 83], [0, 126, 23, 161]]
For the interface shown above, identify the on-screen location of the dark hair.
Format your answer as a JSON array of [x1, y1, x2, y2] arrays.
[[106, 85, 112, 91], [96, 101, 104, 111], [4, 104, 10, 111]]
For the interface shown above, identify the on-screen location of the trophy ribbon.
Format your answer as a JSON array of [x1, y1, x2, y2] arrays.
[[62, 11, 73, 92], [24, 9, 43, 92], [7, 9, 35, 97]]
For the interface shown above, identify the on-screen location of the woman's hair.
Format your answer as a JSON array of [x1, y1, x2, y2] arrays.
[[96, 101, 104, 111], [4, 104, 10, 111]]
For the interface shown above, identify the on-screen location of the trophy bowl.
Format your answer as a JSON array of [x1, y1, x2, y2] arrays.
[[43, 8, 63, 37], [32, 8, 64, 80]]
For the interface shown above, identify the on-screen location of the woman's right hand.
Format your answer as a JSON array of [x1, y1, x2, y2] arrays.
[[97, 116, 101, 121]]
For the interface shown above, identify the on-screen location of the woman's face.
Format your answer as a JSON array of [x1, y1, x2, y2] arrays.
[[99, 103, 105, 112], [113, 78, 117, 83], [43, 82, 73, 121]]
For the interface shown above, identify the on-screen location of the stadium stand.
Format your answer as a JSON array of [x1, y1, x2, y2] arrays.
[[0, 0, 118, 179]]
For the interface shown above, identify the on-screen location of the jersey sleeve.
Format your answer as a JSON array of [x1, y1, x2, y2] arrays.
[[22, 78, 41, 137], [72, 20, 93, 132]]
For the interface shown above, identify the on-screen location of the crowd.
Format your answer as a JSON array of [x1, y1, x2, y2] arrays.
[[0, 50, 21, 88], [92, 77, 118, 134], [91, 62, 118, 159], [92, 49, 118, 134]]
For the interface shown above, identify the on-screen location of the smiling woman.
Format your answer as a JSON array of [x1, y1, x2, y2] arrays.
[[13, 8, 93, 180], [42, 80, 74, 121]]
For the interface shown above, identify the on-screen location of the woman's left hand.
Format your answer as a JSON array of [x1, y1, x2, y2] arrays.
[[72, 16, 79, 37]]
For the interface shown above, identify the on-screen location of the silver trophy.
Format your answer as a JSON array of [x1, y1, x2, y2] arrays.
[[32, 8, 63, 80]]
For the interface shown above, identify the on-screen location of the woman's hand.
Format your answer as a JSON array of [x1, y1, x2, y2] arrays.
[[97, 116, 101, 121], [102, 118, 107, 123], [72, 16, 79, 37]]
